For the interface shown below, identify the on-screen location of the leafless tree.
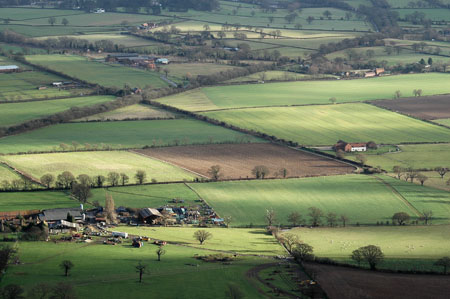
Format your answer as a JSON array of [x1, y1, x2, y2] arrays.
[[193, 230, 212, 245]]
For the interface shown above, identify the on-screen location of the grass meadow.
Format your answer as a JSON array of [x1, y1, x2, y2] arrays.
[[0, 151, 197, 184], [286, 225, 450, 271], [26, 55, 169, 89], [74, 104, 179, 121], [433, 118, 450, 127], [189, 175, 422, 227], [0, 119, 260, 154], [0, 95, 115, 127], [0, 191, 79, 211], [157, 73, 450, 111], [202, 103, 450, 146], [0, 163, 22, 182], [2, 240, 268, 298]]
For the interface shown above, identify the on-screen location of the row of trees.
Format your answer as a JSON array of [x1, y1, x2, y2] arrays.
[[266, 207, 350, 228], [394, 166, 449, 186]]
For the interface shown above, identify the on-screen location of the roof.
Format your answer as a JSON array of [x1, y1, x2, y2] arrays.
[[39, 208, 82, 221], [107, 53, 139, 58], [347, 143, 367, 147], [0, 65, 19, 70], [140, 208, 163, 218]]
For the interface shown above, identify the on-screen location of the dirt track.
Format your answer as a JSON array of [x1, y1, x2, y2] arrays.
[[371, 94, 450, 120], [305, 263, 450, 299], [137, 143, 354, 179]]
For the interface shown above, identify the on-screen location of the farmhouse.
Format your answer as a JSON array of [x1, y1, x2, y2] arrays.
[[156, 58, 169, 64], [93, 8, 105, 13], [39, 208, 83, 222], [345, 143, 367, 152], [0, 65, 19, 73]]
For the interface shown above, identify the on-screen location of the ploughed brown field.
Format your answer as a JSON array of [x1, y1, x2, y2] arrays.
[[371, 95, 450, 120], [306, 263, 450, 299], [136, 143, 354, 179]]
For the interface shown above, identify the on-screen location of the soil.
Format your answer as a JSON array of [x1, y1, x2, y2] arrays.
[[136, 143, 354, 179], [371, 95, 450, 120], [304, 263, 450, 299]]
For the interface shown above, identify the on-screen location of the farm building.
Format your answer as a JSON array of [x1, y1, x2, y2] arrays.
[[0, 65, 19, 73], [39, 208, 83, 222], [156, 58, 169, 64], [106, 54, 157, 69], [334, 141, 368, 152], [139, 208, 163, 224]]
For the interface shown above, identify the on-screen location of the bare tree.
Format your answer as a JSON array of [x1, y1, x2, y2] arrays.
[[393, 165, 404, 179], [120, 173, 129, 186], [105, 193, 117, 224], [355, 153, 367, 165], [1, 284, 24, 299], [308, 207, 323, 226], [226, 283, 244, 299], [61, 18, 69, 26], [280, 233, 299, 252], [57, 171, 75, 189], [435, 167, 448, 179], [156, 247, 166, 261], [329, 97, 337, 104], [326, 212, 337, 227], [394, 90, 402, 99], [193, 230, 212, 245], [266, 208, 276, 226], [135, 261, 147, 283], [48, 17, 56, 26], [135, 170, 147, 184], [40, 174, 54, 189], [422, 210, 433, 225], [71, 182, 91, 204], [358, 245, 384, 270], [207, 165, 222, 181], [291, 243, 314, 261], [278, 168, 288, 178], [417, 173, 428, 186], [59, 260, 74, 277], [107, 172, 120, 186], [0, 245, 17, 279], [252, 165, 270, 179], [351, 248, 363, 266], [223, 216, 232, 228], [50, 282, 77, 299], [287, 212, 302, 227], [340, 215, 349, 227], [392, 212, 410, 225]]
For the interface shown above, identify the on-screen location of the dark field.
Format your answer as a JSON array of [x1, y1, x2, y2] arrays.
[[371, 95, 450, 120], [137, 143, 355, 179]]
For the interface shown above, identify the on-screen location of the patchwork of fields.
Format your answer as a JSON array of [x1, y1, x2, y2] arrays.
[[74, 104, 180, 121]]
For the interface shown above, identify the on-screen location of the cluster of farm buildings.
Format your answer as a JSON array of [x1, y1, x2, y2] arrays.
[[106, 53, 169, 70]]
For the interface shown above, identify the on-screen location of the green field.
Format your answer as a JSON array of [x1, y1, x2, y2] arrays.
[[0, 119, 261, 154], [0, 191, 79, 211], [0, 95, 115, 127], [189, 175, 423, 227], [74, 104, 179, 121], [433, 118, 450, 127], [2, 240, 268, 298], [157, 73, 450, 111], [0, 151, 197, 184], [202, 103, 450, 146], [286, 225, 450, 271], [26, 55, 170, 89], [0, 163, 22, 182], [161, 63, 241, 79], [226, 71, 337, 83], [0, 71, 87, 101], [345, 143, 450, 171]]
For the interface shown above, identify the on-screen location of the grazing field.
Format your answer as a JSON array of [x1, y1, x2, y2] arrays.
[[189, 175, 420, 227], [0, 71, 87, 101], [26, 55, 169, 89], [2, 241, 267, 298], [202, 103, 450, 146], [119, 227, 284, 256], [0, 151, 197, 184], [0, 191, 79, 211], [74, 104, 179, 121], [0, 119, 261, 154], [226, 72, 337, 83], [434, 118, 450, 127], [0, 95, 115, 127], [307, 262, 450, 299], [0, 163, 22, 182], [345, 144, 450, 171], [137, 143, 354, 179], [156, 73, 450, 111], [161, 63, 241, 79], [371, 95, 450, 120], [90, 183, 200, 208], [287, 225, 450, 271]]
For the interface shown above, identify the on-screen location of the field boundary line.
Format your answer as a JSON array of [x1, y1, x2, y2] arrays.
[[128, 149, 209, 179], [0, 161, 44, 187], [373, 176, 423, 217]]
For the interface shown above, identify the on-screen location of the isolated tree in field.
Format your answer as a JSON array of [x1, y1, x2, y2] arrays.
[[340, 215, 349, 227], [203, 24, 210, 31], [329, 97, 337, 104], [393, 165, 404, 179], [0, 245, 17, 278], [48, 17, 56, 26], [1, 284, 24, 299], [413, 89, 423, 97], [281, 233, 299, 252], [135, 170, 147, 184], [107, 172, 120, 186], [287, 212, 302, 227], [435, 167, 448, 179], [156, 247, 166, 261], [265, 208, 276, 226], [326, 212, 337, 227], [308, 207, 323, 226], [93, 175, 106, 187], [193, 230, 212, 245], [57, 171, 75, 189], [77, 174, 92, 186], [417, 173, 428, 186], [422, 210, 433, 225], [105, 193, 117, 224], [291, 243, 314, 262], [345, 12, 353, 20], [51, 282, 76, 299], [359, 245, 384, 270], [434, 257, 450, 274], [226, 283, 244, 299], [135, 261, 147, 283], [323, 10, 332, 19], [224, 216, 232, 228], [71, 182, 92, 204], [60, 260, 74, 277], [61, 18, 69, 26], [252, 165, 270, 179], [394, 90, 402, 99], [392, 212, 410, 225], [119, 173, 129, 186], [306, 16, 314, 24], [279, 168, 288, 178], [207, 165, 222, 181], [40, 174, 54, 189], [351, 248, 363, 266], [355, 153, 367, 165]]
